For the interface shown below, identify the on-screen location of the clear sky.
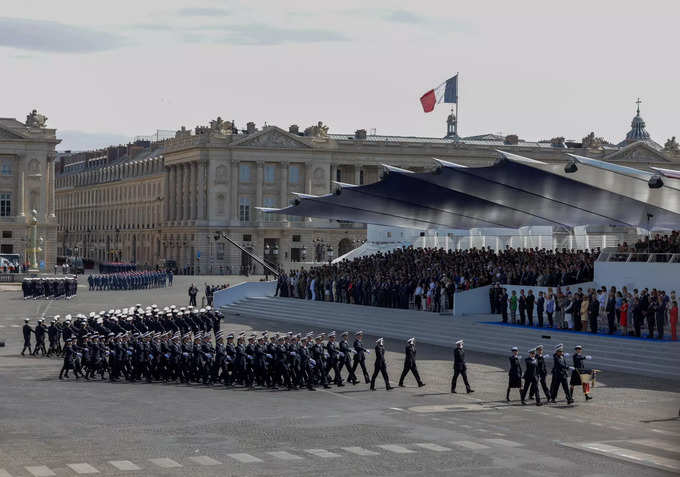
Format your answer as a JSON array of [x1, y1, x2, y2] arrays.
[[2, 0, 678, 151]]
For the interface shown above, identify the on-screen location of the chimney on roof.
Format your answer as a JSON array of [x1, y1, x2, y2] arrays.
[[354, 129, 367, 140], [289, 124, 299, 134], [246, 122, 257, 134]]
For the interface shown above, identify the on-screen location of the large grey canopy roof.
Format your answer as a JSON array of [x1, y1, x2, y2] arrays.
[[259, 151, 680, 231]]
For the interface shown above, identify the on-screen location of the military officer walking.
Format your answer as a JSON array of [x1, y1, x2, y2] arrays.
[[521, 348, 542, 405], [21, 318, 33, 355], [398, 337, 425, 388], [370, 338, 392, 391], [506, 346, 522, 401], [351, 331, 370, 384], [451, 339, 473, 394], [549, 344, 574, 404]]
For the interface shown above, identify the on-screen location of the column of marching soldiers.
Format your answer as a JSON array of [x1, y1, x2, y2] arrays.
[[21, 276, 78, 300], [21, 304, 594, 404]]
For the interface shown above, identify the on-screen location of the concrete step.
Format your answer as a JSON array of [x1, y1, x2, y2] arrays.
[[221, 297, 680, 380]]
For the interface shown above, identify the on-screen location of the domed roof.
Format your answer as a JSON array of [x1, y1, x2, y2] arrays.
[[618, 98, 653, 146]]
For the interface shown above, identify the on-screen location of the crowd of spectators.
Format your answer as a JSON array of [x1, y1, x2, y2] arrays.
[[617, 231, 680, 254], [490, 284, 677, 340], [275, 246, 597, 312]]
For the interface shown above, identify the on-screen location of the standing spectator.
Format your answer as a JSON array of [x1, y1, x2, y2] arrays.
[[518, 290, 527, 325], [509, 291, 518, 324], [656, 295, 667, 339], [526, 290, 535, 326], [545, 293, 555, 328], [536, 291, 545, 327], [620, 298, 629, 334], [670, 300, 678, 341], [606, 291, 617, 335]]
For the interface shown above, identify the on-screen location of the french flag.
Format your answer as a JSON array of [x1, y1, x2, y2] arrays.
[[420, 74, 458, 113]]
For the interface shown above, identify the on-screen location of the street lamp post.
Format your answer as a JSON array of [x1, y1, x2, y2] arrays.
[[28, 209, 39, 272]]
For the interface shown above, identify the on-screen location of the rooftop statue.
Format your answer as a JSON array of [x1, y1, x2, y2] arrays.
[[25, 109, 48, 128]]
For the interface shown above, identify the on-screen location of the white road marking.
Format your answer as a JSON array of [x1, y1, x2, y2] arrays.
[[415, 443, 451, 452], [581, 443, 680, 472], [0, 325, 5, 328], [148, 458, 182, 468], [188, 456, 222, 466], [227, 453, 263, 463], [67, 463, 99, 474], [451, 440, 490, 450], [377, 444, 415, 454], [460, 424, 472, 429], [492, 432, 506, 437], [631, 438, 680, 454], [342, 446, 379, 456], [10, 324, 20, 328], [305, 449, 341, 458], [652, 428, 680, 437], [0, 469, 13, 477], [108, 460, 141, 471], [484, 438, 524, 447], [25, 466, 55, 477], [267, 451, 303, 461]]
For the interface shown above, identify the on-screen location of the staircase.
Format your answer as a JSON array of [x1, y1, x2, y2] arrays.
[[221, 297, 680, 380]]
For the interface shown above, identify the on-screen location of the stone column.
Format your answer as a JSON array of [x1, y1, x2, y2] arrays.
[[354, 165, 361, 186], [169, 166, 176, 222], [280, 163, 288, 222], [164, 166, 170, 222], [330, 164, 337, 187], [192, 161, 199, 220], [177, 164, 184, 221], [256, 162, 263, 223], [305, 162, 312, 194], [17, 154, 25, 217], [183, 163, 191, 221], [198, 161, 206, 220], [48, 155, 56, 219], [230, 161, 239, 225]]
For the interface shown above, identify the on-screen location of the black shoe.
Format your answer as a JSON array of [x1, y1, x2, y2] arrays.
[[418, 383, 426, 387], [451, 390, 457, 393], [337, 383, 344, 387], [567, 399, 574, 405], [386, 386, 393, 390], [536, 402, 543, 406], [398, 383, 405, 387], [467, 389, 474, 393], [323, 385, 331, 389], [585, 395, 592, 401], [521, 400, 527, 405], [370, 387, 376, 391]]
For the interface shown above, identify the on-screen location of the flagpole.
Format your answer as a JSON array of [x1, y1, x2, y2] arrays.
[[456, 71, 460, 138]]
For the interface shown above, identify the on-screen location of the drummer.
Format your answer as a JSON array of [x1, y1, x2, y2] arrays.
[[569, 345, 594, 401]]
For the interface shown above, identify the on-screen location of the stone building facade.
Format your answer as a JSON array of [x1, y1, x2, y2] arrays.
[[0, 111, 60, 269], [55, 106, 680, 274]]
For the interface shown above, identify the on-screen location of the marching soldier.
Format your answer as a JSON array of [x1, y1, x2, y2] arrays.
[[59, 339, 80, 379], [398, 337, 425, 388], [451, 339, 473, 394], [521, 348, 542, 405], [506, 346, 522, 401], [549, 344, 574, 404], [21, 318, 34, 355], [339, 331, 358, 385], [326, 332, 344, 387], [570, 345, 594, 401], [370, 337, 392, 391], [32, 319, 48, 356], [351, 331, 371, 384]]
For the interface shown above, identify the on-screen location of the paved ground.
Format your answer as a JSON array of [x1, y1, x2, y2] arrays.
[[1, 276, 679, 477]]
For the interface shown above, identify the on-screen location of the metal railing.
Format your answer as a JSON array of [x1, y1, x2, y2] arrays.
[[597, 252, 680, 263]]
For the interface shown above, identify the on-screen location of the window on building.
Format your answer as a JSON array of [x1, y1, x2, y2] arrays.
[[0, 193, 10, 216], [336, 168, 341, 182], [292, 235, 301, 242], [239, 197, 250, 222], [264, 165, 275, 183], [360, 169, 365, 185], [239, 164, 251, 182], [2, 231, 11, 238], [1, 162, 11, 176], [216, 243, 225, 260], [262, 197, 276, 222], [216, 193, 225, 215], [242, 234, 252, 242], [289, 165, 300, 184]]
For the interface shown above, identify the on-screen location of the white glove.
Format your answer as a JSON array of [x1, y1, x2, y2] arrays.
[[586, 355, 592, 360], [518, 355, 522, 359], [266, 354, 273, 359], [565, 353, 570, 358], [366, 350, 370, 354], [569, 366, 575, 371], [338, 352, 344, 358]]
